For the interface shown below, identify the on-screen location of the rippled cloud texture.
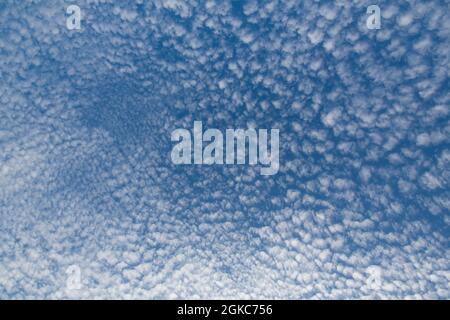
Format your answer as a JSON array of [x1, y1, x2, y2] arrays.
[[0, 0, 449, 299]]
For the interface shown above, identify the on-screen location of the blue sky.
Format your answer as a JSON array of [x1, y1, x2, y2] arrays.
[[0, 0, 448, 299]]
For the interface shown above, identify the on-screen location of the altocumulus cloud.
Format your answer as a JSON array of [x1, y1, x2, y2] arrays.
[[0, 0, 449, 299]]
